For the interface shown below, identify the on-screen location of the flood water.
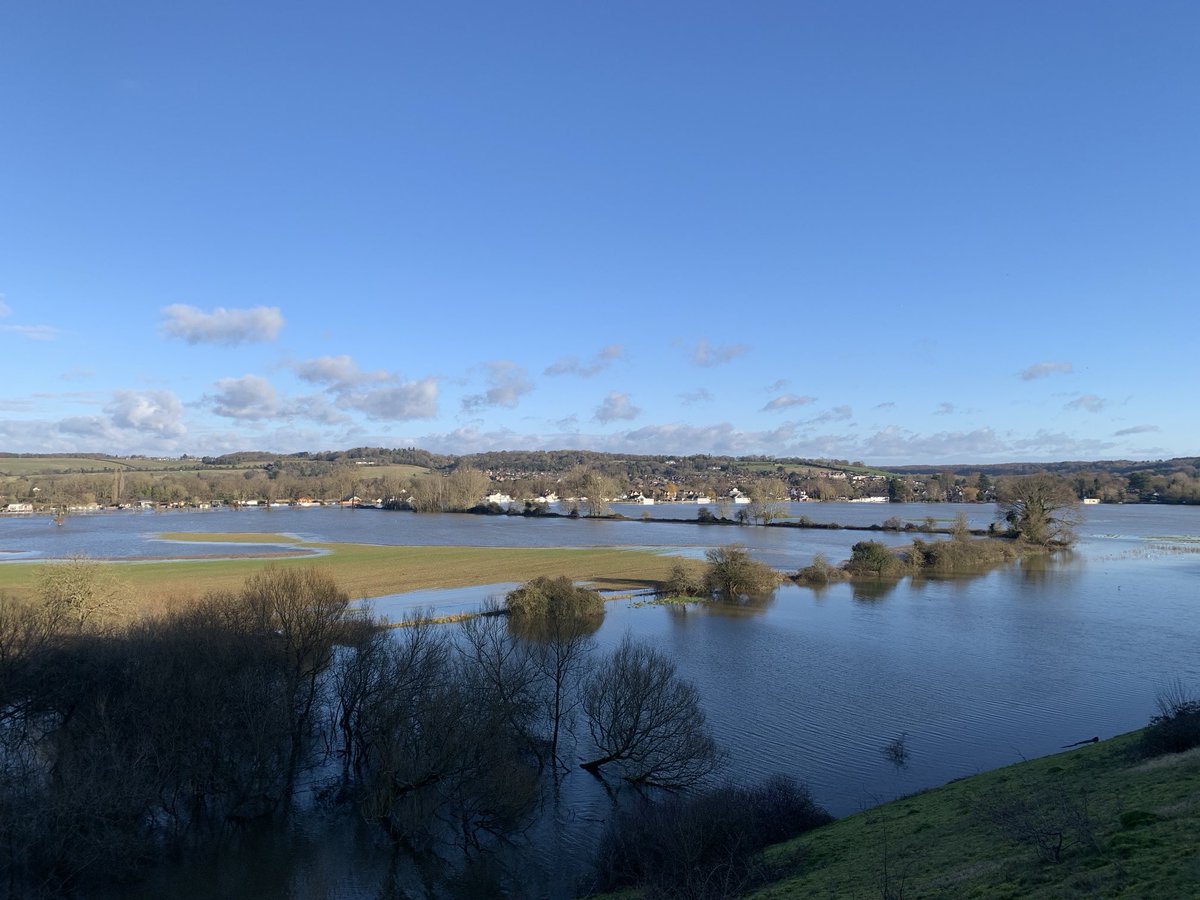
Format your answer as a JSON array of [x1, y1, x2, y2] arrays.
[[5, 502, 1198, 897]]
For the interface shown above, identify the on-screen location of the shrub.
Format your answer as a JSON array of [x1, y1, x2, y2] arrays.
[[974, 782, 1096, 863], [660, 563, 706, 599], [1141, 680, 1200, 757], [589, 775, 832, 897], [703, 546, 780, 600], [794, 554, 849, 586], [504, 576, 604, 620], [845, 541, 906, 577], [882, 516, 903, 531]]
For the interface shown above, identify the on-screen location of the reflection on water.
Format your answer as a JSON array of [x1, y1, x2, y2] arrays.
[[848, 578, 900, 602], [29, 503, 1200, 898]]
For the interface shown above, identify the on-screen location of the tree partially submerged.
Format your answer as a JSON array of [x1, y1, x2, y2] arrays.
[[504, 576, 604, 622], [996, 474, 1080, 548], [702, 546, 781, 601], [581, 636, 723, 787]]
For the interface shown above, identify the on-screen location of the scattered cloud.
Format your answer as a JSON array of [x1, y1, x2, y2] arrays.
[[0, 324, 58, 340], [554, 414, 580, 431], [934, 402, 956, 415], [0, 294, 57, 338], [287, 394, 352, 425], [295, 354, 388, 390], [762, 394, 816, 412], [1020, 361, 1073, 381], [807, 405, 853, 425], [1066, 394, 1106, 413], [57, 416, 113, 439], [343, 379, 439, 421], [874, 401, 896, 410], [1114, 424, 1159, 436], [765, 379, 789, 392], [160, 304, 284, 346], [208, 375, 279, 420], [105, 389, 186, 437], [679, 388, 714, 406], [689, 339, 749, 368], [462, 361, 534, 411], [544, 344, 626, 378], [594, 392, 641, 423]]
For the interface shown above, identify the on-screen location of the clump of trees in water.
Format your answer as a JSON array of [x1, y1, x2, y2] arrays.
[[0, 566, 782, 897], [660, 546, 781, 602], [795, 499, 1076, 586]]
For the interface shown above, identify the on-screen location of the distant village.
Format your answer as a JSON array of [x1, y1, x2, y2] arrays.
[[3, 447, 1197, 513]]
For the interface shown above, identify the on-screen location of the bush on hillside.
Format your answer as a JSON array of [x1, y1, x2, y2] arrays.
[[589, 775, 832, 898], [1141, 680, 1200, 757]]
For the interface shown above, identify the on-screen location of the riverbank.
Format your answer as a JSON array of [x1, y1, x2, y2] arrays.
[[745, 729, 1200, 899], [0, 535, 691, 611]]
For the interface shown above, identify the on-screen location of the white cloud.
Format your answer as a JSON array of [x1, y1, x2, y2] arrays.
[[1020, 361, 1073, 380], [0, 324, 58, 340], [1066, 394, 1106, 413], [285, 393, 352, 425], [807, 405, 853, 425], [208, 375, 279, 420], [105, 389, 186, 437], [0, 296, 9, 317], [1114, 424, 1159, 436], [463, 361, 534, 411], [762, 394, 816, 412], [874, 401, 895, 410], [934, 402, 956, 415], [344, 379, 439, 421], [544, 344, 626, 378], [765, 379, 789, 392], [594, 392, 641, 423], [689, 339, 749, 367], [679, 388, 713, 405], [160, 304, 284, 346], [294, 354, 388, 389]]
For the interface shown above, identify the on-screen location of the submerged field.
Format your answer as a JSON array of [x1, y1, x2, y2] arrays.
[[0, 532, 686, 610]]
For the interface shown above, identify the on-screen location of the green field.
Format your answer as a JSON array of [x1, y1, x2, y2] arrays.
[[732, 460, 895, 478], [348, 463, 433, 479], [0, 456, 214, 476], [0, 534, 690, 612], [749, 731, 1200, 899]]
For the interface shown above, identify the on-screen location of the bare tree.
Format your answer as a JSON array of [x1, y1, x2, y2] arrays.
[[237, 566, 352, 802], [581, 636, 723, 787], [36, 556, 126, 631], [749, 477, 789, 525], [996, 474, 1080, 547]]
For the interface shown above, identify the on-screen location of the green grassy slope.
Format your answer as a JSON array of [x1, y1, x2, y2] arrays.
[[753, 731, 1200, 899]]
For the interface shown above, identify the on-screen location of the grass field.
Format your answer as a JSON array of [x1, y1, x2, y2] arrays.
[[749, 730, 1200, 899], [0, 456, 201, 476], [349, 463, 433, 479], [0, 534, 690, 611]]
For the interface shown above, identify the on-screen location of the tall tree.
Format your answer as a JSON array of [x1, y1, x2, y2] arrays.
[[996, 474, 1080, 547]]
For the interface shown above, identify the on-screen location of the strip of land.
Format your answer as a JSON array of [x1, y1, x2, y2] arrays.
[[0, 533, 689, 611]]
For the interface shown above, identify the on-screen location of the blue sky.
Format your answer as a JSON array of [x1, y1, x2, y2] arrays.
[[1, 2, 1196, 464]]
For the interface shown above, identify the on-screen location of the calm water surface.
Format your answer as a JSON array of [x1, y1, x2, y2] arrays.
[[9, 503, 1195, 898]]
